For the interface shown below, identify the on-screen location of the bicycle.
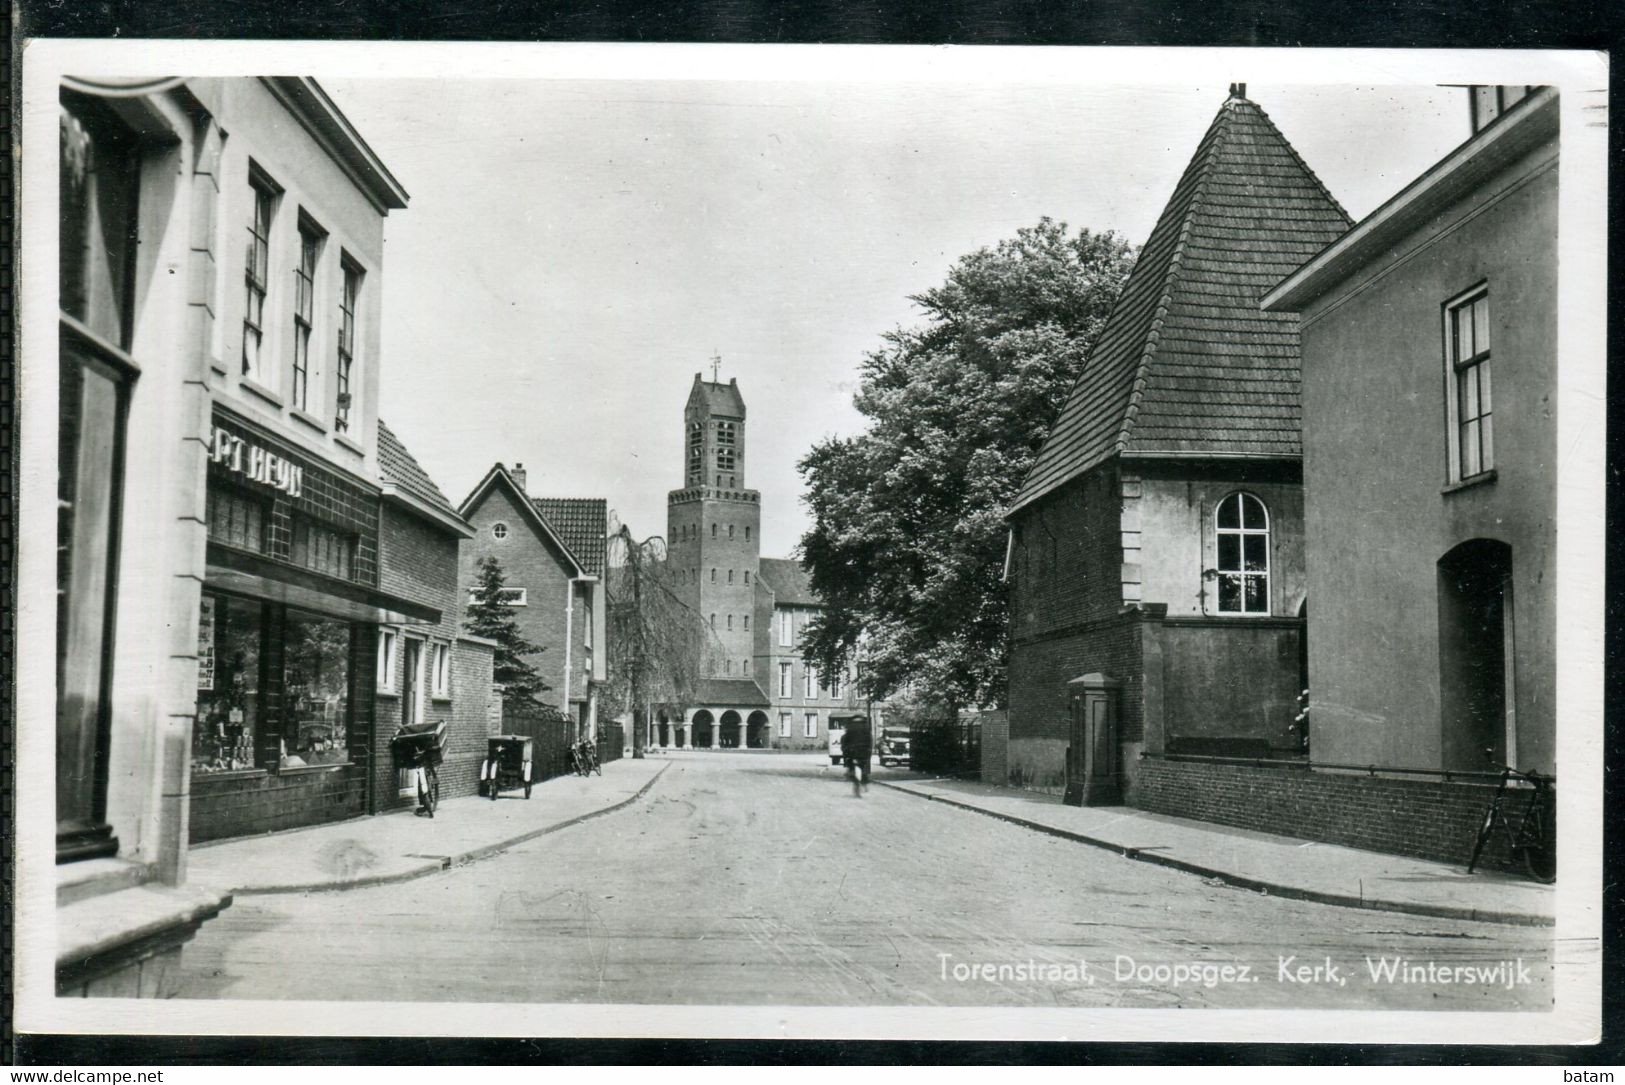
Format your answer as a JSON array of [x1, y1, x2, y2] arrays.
[[569, 739, 601, 778], [1466, 763, 1555, 883], [411, 763, 440, 817], [391, 719, 446, 819]]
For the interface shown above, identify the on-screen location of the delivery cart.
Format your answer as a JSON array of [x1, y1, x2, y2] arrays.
[[482, 734, 534, 800], [391, 718, 447, 817]]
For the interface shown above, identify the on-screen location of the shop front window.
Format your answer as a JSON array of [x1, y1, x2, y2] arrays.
[[193, 594, 266, 775], [282, 609, 352, 767]]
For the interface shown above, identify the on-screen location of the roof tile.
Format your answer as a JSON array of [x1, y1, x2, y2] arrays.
[[377, 421, 460, 521], [1009, 94, 1350, 514], [757, 557, 820, 606], [532, 497, 608, 577]]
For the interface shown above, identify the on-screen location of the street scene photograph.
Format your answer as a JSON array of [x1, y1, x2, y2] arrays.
[[16, 42, 1604, 1044]]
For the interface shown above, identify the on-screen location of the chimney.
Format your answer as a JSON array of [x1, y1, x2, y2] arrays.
[[1229, 82, 1247, 100], [510, 462, 528, 494]]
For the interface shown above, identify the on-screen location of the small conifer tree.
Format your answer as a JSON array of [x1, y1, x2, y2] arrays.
[[464, 555, 549, 703]]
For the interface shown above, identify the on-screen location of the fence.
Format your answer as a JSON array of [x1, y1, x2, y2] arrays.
[[908, 715, 982, 777], [499, 701, 626, 782], [598, 722, 625, 766]]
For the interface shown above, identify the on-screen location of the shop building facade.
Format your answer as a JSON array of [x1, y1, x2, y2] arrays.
[[49, 76, 409, 993]]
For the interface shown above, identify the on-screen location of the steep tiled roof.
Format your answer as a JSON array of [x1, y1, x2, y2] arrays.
[[690, 376, 746, 418], [693, 678, 771, 708], [758, 557, 819, 607], [377, 420, 458, 519], [1008, 92, 1351, 515], [532, 498, 608, 578]]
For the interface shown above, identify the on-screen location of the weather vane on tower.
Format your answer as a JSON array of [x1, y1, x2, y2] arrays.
[[711, 350, 722, 383]]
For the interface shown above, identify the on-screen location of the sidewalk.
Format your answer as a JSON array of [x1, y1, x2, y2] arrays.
[[188, 757, 669, 895], [878, 774, 1555, 928]]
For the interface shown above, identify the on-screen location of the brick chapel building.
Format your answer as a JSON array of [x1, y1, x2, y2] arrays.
[[656, 374, 860, 750], [1002, 86, 1350, 796]]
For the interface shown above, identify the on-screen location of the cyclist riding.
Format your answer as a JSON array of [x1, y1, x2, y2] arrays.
[[840, 714, 873, 797]]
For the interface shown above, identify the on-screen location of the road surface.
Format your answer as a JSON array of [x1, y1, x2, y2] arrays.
[[176, 752, 1552, 1009]]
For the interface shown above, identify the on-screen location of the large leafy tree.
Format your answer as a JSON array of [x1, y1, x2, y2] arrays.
[[464, 555, 549, 703], [798, 217, 1135, 710]]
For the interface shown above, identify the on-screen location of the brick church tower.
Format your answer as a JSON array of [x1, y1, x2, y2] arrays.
[[667, 372, 762, 683]]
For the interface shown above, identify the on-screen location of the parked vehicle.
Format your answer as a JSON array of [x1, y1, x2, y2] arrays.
[[391, 719, 446, 818], [879, 729, 911, 768], [482, 735, 533, 800]]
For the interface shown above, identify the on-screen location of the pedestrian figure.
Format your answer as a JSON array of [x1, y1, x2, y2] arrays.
[[840, 714, 874, 797]]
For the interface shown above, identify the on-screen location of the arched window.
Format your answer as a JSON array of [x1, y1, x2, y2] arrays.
[[745, 526, 751, 541], [1214, 493, 1269, 615], [728, 524, 735, 539], [709, 613, 716, 629], [743, 570, 750, 585], [711, 523, 717, 538]]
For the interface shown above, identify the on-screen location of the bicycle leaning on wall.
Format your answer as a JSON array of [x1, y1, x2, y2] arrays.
[[1466, 756, 1555, 884], [391, 719, 447, 818]]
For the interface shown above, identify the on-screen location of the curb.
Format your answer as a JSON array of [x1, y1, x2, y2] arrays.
[[876, 781, 1554, 929], [226, 762, 671, 896]]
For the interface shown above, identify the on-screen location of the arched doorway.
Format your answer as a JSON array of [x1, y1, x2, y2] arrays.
[[691, 710, 714, 750], [720, 710, 743, 749], [657, 710, 671, 749], [746, 710, 770, 749], [1438, 539, 1514, 770]]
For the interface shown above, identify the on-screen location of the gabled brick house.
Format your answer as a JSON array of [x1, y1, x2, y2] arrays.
[[1002, 87, 1350, 795], [457, 463, 608, 740]]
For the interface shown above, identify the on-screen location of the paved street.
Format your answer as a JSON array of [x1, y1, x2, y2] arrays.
[[176, 752, 1553, 1009]]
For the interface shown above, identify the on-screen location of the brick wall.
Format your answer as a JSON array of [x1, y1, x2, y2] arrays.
[[461, 485, 575, 713], [1132, 756, 1547, 869], [189, 765, 366, 844], [379, 504, 459, 612], [373, 502, 485, 811]]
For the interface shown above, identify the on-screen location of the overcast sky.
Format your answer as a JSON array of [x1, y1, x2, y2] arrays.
[[321, 78, 1469, 558]]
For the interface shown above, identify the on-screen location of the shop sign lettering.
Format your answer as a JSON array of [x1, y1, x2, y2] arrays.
[[210, 426, 304, 498]]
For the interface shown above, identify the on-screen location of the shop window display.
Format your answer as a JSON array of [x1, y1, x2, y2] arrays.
[[282, 609, 352, 767], [193, 594, 264, 775]]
